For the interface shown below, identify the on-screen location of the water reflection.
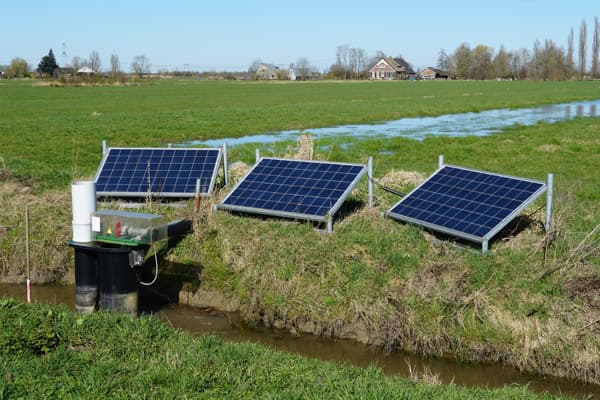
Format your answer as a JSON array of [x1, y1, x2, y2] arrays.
[[1, 283, 599, 399], [180, 99, 600, 148]]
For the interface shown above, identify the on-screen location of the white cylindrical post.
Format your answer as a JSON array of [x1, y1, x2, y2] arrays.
[[438, 154, 444, 169], [168, 143, 172, 148], [102, 140, 107, 155], [71, 181, 96, 243], [255, 149, 261, 163], [545, 173, 554, 232], [368, 157, 373, 207], [223, 142, 229, 186]]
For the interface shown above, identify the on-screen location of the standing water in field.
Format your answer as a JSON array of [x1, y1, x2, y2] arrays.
[[181, 99, 600, 147]]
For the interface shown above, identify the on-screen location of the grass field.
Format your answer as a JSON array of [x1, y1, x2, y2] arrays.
[[0, 299, 571, 399], [1, 79, 599, 388], [1, 79, 599, 188]]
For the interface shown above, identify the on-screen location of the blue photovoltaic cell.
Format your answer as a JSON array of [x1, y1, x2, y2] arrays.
[[387, 165, 546, 241], [95, 148, 221, 197], [218, 158, 366, 221]]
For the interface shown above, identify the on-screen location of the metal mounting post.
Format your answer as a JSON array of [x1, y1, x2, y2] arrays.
[[255, 149, 261, 163], [368, 157, 373, 207], [545, 173, 554, 233], [223, 142, 229, 186], [102, 140, 107, 155], [438, 154, 444, 169]]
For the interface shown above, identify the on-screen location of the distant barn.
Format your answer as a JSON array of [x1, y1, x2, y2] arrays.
[[418, 67, 450, 80]]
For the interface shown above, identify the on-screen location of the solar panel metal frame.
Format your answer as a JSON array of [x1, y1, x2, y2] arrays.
[[94, 147, 222, 198], [386, 164, 547, 245], [217, 157, 368, 223]]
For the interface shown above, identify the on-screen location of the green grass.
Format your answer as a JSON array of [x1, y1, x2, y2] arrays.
[[0, 299, 569, 399], [1, 79, 599, 188], [1, 79, 599, 386]]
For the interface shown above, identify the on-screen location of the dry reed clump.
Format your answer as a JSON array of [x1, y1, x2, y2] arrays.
[[406, 361, 443, 386], [285, 133, 315, 160], [0, 178, 71, 283], [226, 161, 250, 184], [378, 170, 426, 189]]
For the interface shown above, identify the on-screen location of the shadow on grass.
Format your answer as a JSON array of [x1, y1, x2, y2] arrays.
[[414, 214, 540, 253]]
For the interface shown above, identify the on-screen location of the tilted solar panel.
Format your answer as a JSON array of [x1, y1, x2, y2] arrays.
[[386, 165, 546, 249], [217, 157, 367, 223], [95, 147, 222, 197]]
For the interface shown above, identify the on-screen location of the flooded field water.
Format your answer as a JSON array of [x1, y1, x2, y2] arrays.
[[181, 99, 600, 147]]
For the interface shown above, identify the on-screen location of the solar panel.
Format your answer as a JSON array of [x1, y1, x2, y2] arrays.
[[217, 157, 367, 224], [386, 165, 547, 250], [95, 147, 222, 197]]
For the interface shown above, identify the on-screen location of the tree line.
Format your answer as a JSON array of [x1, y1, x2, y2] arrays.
[[3, 16, 599, 81], [326, 16, 599, 81], [440, 17, 600, 80], [1, 49, 152, 79]]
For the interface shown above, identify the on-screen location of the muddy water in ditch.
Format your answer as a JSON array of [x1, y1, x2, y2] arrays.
[[1, 283, 598, 399]]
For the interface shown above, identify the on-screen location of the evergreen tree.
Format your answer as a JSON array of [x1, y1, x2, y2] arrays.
[[38, 49, 58, 76]]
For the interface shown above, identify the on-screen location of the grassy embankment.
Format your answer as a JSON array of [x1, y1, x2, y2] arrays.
[[0, 299, 571, 399], [1, 79, 599, 384]]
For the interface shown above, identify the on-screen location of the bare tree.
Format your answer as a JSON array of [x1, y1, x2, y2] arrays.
[[110, 54, 120, 77], [89, 50, 101, 72], [511, 48, 531, 80], [470, 44, 493, 79], [533, 39, 567, 81], [579, 18, 587, 79], [247, 59, 262, 79], [492, 46, 512, 79], [5, 57, 29, 78], [437, 48, 449, 70], [336, 45, 351, 79], [350, 48, 368, 79], [566, 27, 575, 78], [450, 43, 472, 79], [71, 56, 84, 72], [592, 16, 600, 79], [131, 55, 151, 77], [294, 57, 311, 80]]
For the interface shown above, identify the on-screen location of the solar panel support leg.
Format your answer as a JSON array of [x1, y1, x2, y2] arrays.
[[482, 240, 489, 254], [326, 218, 333, 234], [223, 142, 229, 186], [102, 140, 107, 155], [438, 154, 444, 169], [255, 149, 261, 163], [368, 157, 373, 207], [545, 173, 553, 233]]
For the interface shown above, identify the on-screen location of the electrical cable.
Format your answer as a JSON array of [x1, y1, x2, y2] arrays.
[[134, 228, 159, 286], [367, 175, 405, 198], [137, 245, 159, 286]]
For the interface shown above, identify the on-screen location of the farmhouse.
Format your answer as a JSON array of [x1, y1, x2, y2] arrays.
[[256, 63, 280, 80], [418, 67, 450, 80], [368, 57, 415, 80]]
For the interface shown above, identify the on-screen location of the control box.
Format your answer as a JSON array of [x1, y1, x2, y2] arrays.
[[91, 210, 167, 246]]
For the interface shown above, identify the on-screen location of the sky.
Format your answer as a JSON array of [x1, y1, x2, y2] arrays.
[[1, 0, 597, 72]]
